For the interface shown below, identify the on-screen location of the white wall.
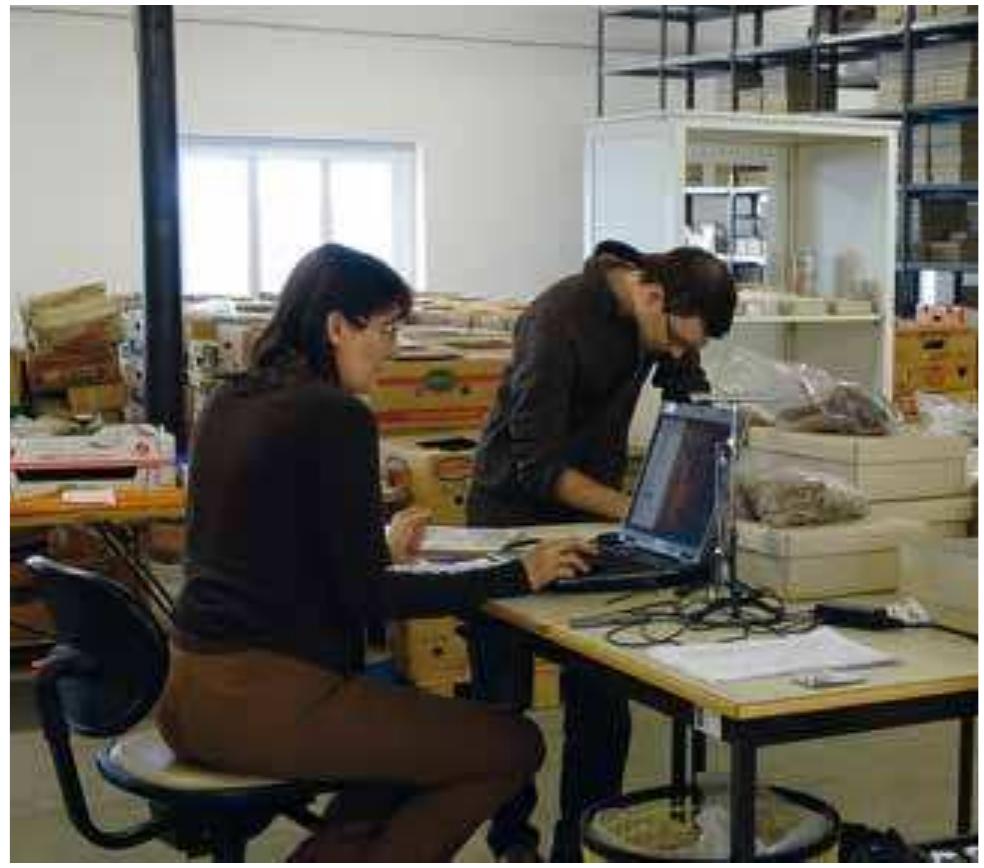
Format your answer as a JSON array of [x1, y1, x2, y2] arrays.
[[10, 6, 669, 345], [10, 6, 818, 344], [11, 11, 143, 344]]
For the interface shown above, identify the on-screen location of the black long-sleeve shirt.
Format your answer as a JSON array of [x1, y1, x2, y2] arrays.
[[174, 373, 526, 673], [469, 255, 709, 526]]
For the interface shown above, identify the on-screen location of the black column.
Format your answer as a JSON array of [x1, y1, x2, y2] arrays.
[[136, 6, 185, 449]]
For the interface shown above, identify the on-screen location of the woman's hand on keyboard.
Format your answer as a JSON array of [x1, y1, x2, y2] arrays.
[[520, 538, 598, 592]]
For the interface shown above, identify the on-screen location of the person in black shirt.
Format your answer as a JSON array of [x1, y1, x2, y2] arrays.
[[156, 243, 595, 863], [466, 242, 736, 861]]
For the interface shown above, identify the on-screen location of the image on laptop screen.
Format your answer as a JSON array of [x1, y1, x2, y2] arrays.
[[626, 405, 732, 560]]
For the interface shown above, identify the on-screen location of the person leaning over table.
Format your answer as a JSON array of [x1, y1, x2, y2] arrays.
[[465, 240, 737, 862], [155, 243, 597, 863]]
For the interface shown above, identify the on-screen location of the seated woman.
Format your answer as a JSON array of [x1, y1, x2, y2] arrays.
[[156, 243, 594, 862]]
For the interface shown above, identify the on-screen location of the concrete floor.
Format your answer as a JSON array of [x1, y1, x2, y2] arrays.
[[10, 674, 975, 862]]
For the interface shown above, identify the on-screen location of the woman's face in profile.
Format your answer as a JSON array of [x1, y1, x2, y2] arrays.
[[327, 308, 402, 394]]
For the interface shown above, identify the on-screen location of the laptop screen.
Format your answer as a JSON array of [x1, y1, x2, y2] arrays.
[[624, 402, 733, 562]]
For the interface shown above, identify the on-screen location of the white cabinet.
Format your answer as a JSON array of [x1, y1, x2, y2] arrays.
[[585, 111, 899, 397]]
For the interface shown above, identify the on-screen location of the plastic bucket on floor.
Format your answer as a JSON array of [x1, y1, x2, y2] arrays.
[[582, 778, 840, 862]]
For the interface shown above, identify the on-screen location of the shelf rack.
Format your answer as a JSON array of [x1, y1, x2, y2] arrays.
[[597, 6, 979, 316]]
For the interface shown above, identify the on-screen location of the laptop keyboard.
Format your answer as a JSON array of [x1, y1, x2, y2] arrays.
[[584, 545, 676, 576]]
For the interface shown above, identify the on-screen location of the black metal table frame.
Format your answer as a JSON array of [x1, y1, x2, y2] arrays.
[[482, 613, 977, 861]]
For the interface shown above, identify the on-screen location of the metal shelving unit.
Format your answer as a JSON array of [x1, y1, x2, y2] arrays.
[[597, 6, 979, 316]]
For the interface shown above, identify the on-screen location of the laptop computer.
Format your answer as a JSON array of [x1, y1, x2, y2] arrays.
[[551, 401, 733, 593]]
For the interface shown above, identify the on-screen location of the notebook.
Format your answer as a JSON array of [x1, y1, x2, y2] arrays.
[[551, 401, 733, 593]]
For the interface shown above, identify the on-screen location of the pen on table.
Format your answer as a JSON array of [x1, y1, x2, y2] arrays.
[[498, 536, 541, 552]]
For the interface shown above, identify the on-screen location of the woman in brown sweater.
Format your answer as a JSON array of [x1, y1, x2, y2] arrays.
[[155, 243, 593, 862]]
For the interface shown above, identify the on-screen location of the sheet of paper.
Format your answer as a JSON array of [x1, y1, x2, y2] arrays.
[[60, 487, 117, 506], [387, 555, 510, 575], [646, 627, 897, 684], [421, 525, 532, 555]]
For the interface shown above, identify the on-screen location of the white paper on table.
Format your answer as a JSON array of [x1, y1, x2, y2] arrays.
[[60, 487, 117, 506], [421, 526, 532, 555], [646, 627, 898, 684]]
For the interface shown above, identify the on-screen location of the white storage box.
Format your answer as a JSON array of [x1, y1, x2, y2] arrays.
[[737, 517, 929, 600], [900, 538, 978, 634], [746, 429, 971, 502], [868, 495, 974, 538]]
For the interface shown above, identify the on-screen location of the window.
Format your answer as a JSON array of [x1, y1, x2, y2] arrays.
[[179, 137, 418, 297]]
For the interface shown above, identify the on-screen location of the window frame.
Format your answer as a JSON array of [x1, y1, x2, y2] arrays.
[[178, 135, 419, 298]]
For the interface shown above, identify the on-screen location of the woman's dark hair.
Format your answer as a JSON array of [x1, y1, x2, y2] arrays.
[[639, 247, 736, 338], [592, 239, 644, 266], [249, 243, 413, 381]]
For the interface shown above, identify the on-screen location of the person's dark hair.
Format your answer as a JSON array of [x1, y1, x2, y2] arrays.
[[592, 239, 643, 266], [249, 243, 413, 382], [639, 247, 736, 338]]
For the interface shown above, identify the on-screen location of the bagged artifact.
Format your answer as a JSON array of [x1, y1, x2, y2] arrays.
[[711, 346, 900, 435], [736, 465, 870, 527]]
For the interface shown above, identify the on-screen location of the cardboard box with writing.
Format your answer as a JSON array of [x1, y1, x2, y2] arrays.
[[381, 432, 477, 525], [368, 350, 509, 435]]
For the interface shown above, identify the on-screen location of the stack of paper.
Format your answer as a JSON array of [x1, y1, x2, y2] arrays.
[[647, 627, 897, 684]]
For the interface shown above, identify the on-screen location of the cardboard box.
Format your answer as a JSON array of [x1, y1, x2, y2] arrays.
[[11, 349, 26, 408], [895, 327, 977, 395], [737, 517, 929, 600], [900, 537, 977, 633], [26, 344, 121, 394], [66, 381, 128, 415], [368, 350, 509, 434], [389, 616, 469, 685], [381, 432, 477, 524], [761, 64, 836, 113], [215, 318, 268, 373], [391, 617, 560, 709], [745, 428, 971, 501], [868, 495, 974, 538]]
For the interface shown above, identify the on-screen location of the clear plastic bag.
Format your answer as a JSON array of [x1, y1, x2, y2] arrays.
[[916, 392, 978, 442], [736, 463, 870, 528], [709, 346, 900, 435]]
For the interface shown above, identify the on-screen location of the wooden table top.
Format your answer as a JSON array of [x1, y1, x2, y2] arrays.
[[10, 486, 186, 529], [485, 590, 978, 721]]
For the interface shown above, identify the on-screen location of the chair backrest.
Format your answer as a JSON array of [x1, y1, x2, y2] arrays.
[[25, 555, 168, 738]]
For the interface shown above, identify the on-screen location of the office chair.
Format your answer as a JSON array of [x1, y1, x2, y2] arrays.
[[24, 555, 342, 861]]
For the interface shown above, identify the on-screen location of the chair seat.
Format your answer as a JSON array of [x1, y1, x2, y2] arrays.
[[100, 730, 300, 795]]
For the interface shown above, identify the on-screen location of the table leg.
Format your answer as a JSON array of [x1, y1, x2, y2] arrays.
[[692, 730, 707, 776], [730, 739, 756, 861], [671, 718, 688, 793], [93, 524, 175, 620], [957, 716, 975, 835]]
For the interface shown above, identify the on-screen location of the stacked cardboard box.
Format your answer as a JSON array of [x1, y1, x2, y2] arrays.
[[10, 349, 26, 413], [22, 283, 127, 419], [895, 324, 978, 398], [368, 348, 510, 435], [911, 198, 978, 263], [878, 43, 978, 109], [380, 432, 478, 525], [761, 63, 837, 113], [745, 428, 974, 542], [737, 517, 929, 600], [410, 294, 527, 333], [118, 295, 146, 421], [925, 120, 978, 184], [388, 616, 560, 708]]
